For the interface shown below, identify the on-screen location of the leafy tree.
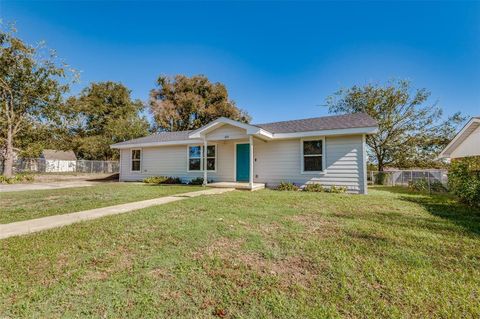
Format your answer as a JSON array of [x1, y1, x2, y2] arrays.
[[326, 80, 464, 171], [149, 75, 250, 131], [0, 24, 74, 177], [65, 82, 149, 160]]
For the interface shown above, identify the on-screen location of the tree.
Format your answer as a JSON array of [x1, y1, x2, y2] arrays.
[[326, 80, 464, 171], [149, 75, 250, 131], [0, 24, 73, 177], [64, 82, 149, 160]]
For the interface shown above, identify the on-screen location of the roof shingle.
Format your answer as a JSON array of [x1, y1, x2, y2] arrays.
[[254, 113, 377, 133], [111, 113, 377, 147]]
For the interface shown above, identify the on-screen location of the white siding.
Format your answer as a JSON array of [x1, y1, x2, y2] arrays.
[[118, 133, 366, 193], [205, 124, 248, 141], [253, 135, 365, 193], [119, 142, 235, 182], [450, 126, 480, 158]]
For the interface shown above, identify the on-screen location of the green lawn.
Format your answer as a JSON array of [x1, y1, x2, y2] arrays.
[[0, 183, 203, 224], [1, 187, 479, 318]]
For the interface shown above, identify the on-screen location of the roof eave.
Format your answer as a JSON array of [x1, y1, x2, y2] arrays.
[[438, 117, 480, 159], [270, 126, 378, 139]]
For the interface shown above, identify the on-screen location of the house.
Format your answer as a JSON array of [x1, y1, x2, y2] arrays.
[[438, 116, 480, 160], [40, 149, 77, 172], [111, 113, 378, 193]]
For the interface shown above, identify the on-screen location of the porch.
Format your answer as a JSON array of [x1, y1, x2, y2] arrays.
[[206, 181, 265, 191]]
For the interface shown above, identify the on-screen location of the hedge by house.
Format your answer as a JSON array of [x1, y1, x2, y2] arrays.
[[448, 156, 480, 207]]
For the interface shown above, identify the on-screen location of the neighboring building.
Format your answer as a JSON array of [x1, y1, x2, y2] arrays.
[[438, 117, 480, 160], [41, 149, 77, 172], [111, 113, 378, 194]]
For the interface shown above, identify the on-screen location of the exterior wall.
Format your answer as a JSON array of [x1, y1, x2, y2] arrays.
[[45, 160, 76, 172], [450, 126, 480, 158], [119, 134, 366, 193], [119, 141, 235, 183], [205, 124, 248, 141], [253, 135, 365, 193]]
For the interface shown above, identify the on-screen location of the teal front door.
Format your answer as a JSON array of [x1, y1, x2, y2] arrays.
[[236, 143, 250, 182]]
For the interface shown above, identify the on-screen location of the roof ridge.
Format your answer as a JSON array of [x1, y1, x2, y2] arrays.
[[254, 112, 366, 126]]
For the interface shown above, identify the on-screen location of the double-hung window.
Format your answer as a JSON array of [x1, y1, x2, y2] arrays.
[[131, 149, 141, 172], [302, 139, 324, 172], [188, 145, 216, 171]]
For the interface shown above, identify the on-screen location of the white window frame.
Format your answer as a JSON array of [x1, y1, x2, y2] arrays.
[[186, 144, 217, 172], [130, 148, 142, 173], [300, 137, 326, 174]]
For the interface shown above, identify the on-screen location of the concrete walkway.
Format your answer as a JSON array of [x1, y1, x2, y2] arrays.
[[0, 188, 234, 239], [0, 180, 104, 193]]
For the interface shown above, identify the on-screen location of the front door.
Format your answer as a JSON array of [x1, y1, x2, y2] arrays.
[[236, 143, 250, 182]]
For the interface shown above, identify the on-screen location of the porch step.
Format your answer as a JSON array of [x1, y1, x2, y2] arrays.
[[206, 182, 265, 191]]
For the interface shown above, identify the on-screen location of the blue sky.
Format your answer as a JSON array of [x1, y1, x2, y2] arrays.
[[1, 1, 479, 123]]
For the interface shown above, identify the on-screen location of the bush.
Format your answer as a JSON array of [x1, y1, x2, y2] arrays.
[[276, 181, 299, 191], [143, 176, 167, 184], [143, 176, 183, 185], [303, 183, 325, 192], [0, 173, 34, 184], [189, 177, 204, 185], [408, 178, 447, 193], [375, 172, 389, 185], [328, 185, 347, 193], [448, 157, 480, 207]]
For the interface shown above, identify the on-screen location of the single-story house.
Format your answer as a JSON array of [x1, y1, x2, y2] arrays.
[[41, 149, 77, 172], [111, 113, 378, 193], [438, 116, 480, 160]]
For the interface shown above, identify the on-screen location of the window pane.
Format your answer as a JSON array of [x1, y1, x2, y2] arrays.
[[189, 146, 201, 158], [206, 158, 215, 171], [131, 160, 140, 171], [132, 150, 141, 160], [207, 145, 215, 157], [304, 156, 322, 171], [189, 158, 201, 170], [303, 140, 322, 155]]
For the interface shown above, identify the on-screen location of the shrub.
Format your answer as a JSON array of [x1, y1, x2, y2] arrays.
[[0, 173, 34, 184], [408, 178, 447, 193], [276, 181, 299, 191], [303, 183, 325, 192], [375, 172, 389, 185], [143, 176, 183, 185], [328, 185, 347, 193], [189, 177, 204, 185], [143, 176, 167, 184], [448, 156, 480, 207]]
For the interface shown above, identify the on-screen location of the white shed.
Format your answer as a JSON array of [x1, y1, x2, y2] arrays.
[[41, 149, 77, 172]]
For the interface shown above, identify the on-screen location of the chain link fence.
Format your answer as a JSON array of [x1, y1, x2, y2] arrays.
[[368, 169, 448, 189], [1, 158, 119, 174]]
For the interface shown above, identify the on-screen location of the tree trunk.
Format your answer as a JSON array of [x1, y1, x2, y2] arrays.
[[2, 125, 14, 178]]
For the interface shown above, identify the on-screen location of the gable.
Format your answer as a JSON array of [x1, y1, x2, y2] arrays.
[[205, 124, 248, 141]]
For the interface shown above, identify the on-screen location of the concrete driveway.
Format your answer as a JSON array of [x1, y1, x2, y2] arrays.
[[0, 180, 107, 193]]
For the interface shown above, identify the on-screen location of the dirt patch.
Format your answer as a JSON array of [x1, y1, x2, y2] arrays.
[[289, 214, 340, 238], [193, 237, 321, 288]]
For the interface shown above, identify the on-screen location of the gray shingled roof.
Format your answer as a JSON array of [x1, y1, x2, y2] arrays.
[[112, 113, 377, 147], [112, 130, 192, 147], [42, 149, 77, 161], [254, 113, 377, 133]]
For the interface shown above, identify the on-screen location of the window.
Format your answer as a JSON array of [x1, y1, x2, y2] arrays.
[[188, 146, 202, 171], [188, 145, 216, 171], [131, 149, 141, 171], [302, 139, 323, 172], [205, 145, 216, 171]]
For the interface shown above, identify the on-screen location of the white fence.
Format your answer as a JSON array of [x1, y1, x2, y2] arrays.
[[368, 170, 448, 187], [1, 158, 119, 174]]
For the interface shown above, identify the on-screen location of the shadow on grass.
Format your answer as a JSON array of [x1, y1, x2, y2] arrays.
[[376, 186, 480, 236]]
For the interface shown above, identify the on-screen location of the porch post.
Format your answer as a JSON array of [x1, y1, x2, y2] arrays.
[[203, 137, 208, 186], [249, 135, 254, 189]]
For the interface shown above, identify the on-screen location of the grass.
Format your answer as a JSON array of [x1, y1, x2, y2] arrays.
[[0, 183, 203, 223], [1, 186, 479, 318]]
